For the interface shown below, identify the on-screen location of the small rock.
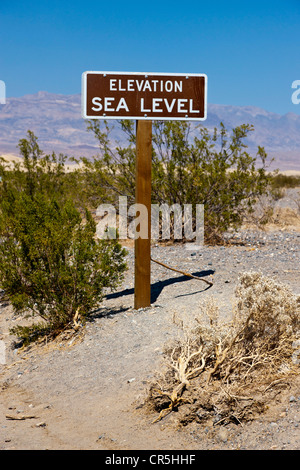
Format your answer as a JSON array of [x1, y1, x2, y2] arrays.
[[217, 428, 228, 443]]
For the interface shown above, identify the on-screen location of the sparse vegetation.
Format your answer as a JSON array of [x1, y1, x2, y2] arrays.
[[0, 124, 299, 355], [0, 128, 299, 447], [271, 173, 300, 189]]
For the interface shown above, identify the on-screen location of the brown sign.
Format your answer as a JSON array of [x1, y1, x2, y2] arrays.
[[82, 71, 207, 121]]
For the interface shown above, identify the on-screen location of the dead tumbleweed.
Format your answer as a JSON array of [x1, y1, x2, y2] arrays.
[[147, 272, 300, 426]]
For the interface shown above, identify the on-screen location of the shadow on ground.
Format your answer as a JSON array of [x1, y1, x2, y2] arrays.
[[106, 269, 215, 304]]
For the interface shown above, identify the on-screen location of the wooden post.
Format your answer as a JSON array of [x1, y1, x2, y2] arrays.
[[134, 120, 152, 309]]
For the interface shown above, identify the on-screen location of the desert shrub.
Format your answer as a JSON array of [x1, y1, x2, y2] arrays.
[[152, 122, 274, 243], [84, 120, 273, 243], [271, 173, 300, 189], [234, 272, 299, 348], [0, 131, 82, 206], [147, 272, 299, 425], [0, 132, 127, 343], [77, 120, 136, 209]]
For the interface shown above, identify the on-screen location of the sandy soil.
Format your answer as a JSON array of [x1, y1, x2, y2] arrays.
[[0, 201, 300, 451]]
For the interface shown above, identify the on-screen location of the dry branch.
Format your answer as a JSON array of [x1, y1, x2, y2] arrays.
[[6, 414, 38, 420], [170, 344, 206, 385], [151, 257, 213, 286], [73, 307, 81, 330]]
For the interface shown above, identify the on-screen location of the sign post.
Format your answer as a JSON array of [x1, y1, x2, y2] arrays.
[[135, 120, 152, 308], [82, 71, 207, 309]]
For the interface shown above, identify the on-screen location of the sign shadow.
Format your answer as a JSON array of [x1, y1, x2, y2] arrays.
[[105, 269, 214, 304]]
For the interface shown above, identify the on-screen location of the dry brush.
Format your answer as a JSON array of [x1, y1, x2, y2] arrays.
[[147, 272, 300, 426]]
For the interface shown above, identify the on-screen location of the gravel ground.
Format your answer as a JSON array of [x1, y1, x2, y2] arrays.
[[0, 202, 300, 450]]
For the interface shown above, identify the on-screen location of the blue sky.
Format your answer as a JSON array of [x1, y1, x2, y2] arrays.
[[1, 0, 299, 115]]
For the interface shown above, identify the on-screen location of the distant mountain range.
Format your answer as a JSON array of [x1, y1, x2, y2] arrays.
[[0, 91, 300, 171]]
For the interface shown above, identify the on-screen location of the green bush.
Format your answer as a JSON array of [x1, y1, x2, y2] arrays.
[[84, 120, 274, 243], [0, 132, 127, 343]]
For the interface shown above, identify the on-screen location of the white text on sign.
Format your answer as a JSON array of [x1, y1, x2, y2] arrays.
[[91, 97, 200, 114]]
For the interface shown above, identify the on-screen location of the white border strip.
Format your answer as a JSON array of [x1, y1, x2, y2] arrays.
[[81, 71, 207, 121]]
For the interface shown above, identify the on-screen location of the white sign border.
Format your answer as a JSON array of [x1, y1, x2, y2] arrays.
[[81, 71, 207, 121]]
